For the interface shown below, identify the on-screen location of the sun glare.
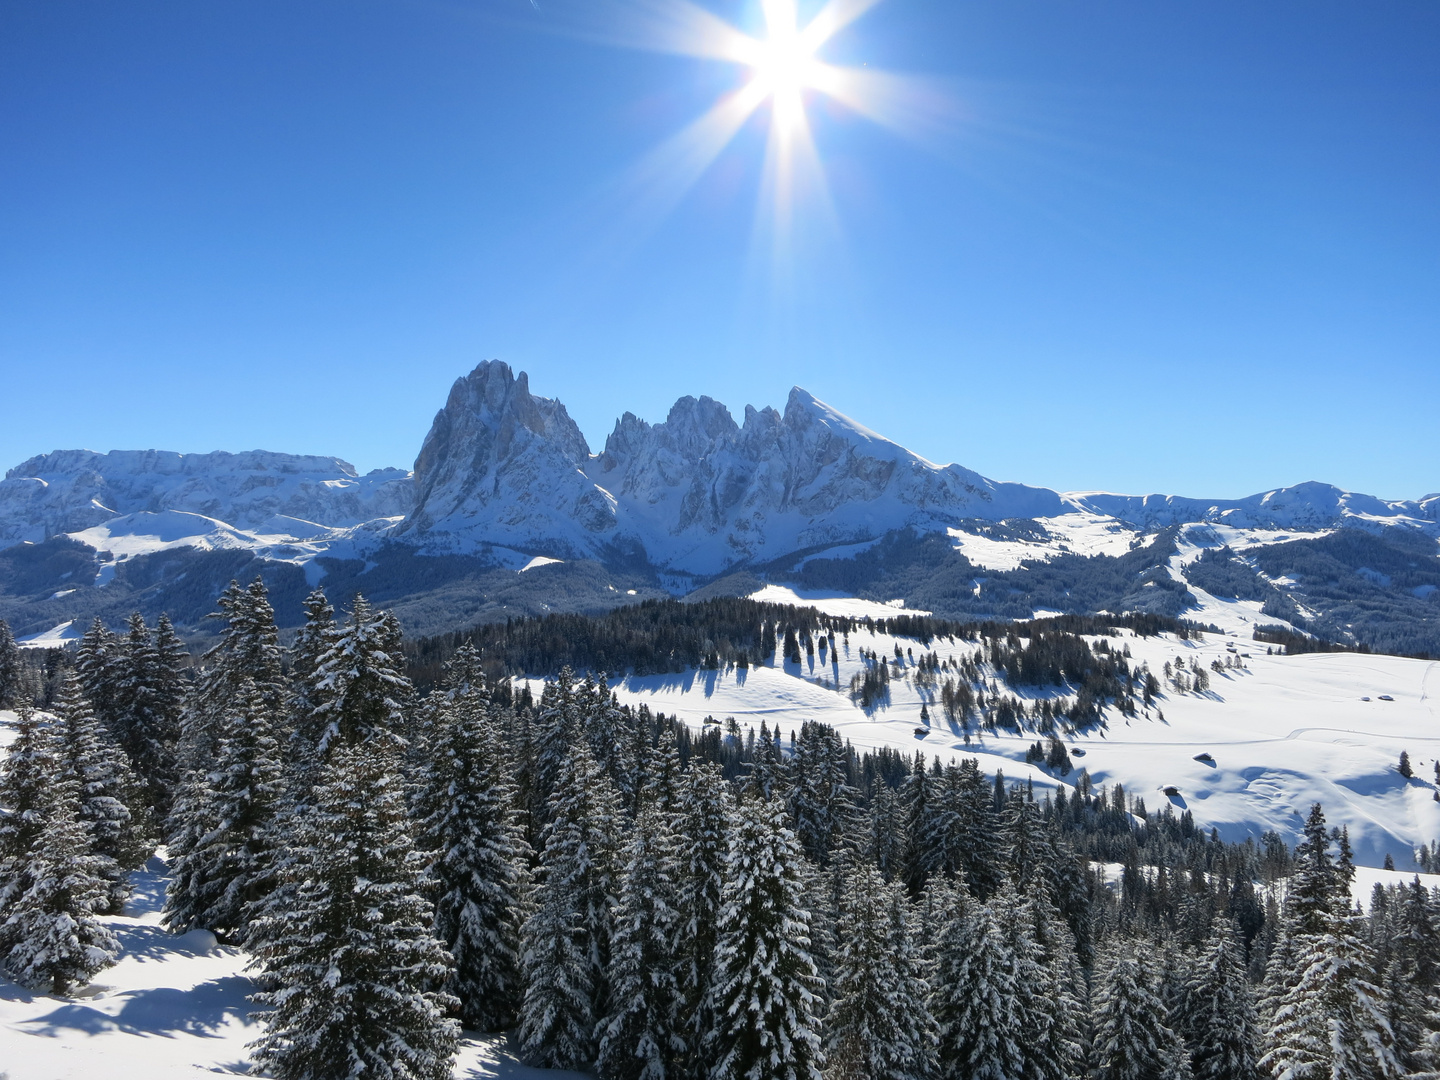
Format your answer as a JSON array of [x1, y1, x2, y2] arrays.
[[596, 0, 921, 269], [748, 0, 821, 134]]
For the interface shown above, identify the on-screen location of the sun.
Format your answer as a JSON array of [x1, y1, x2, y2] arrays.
[[746, 0, 822, 135], [587, 0, 921, 267]]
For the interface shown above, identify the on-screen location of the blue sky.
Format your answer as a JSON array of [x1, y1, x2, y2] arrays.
[[1, 0, 1436, 500]]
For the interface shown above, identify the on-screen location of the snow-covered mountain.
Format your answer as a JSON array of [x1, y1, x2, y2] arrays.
[[398, 360, 1068, 571], [0, 359, 1436, 645], [397, 361, 1438, 567], [0, 449, 412, 548]]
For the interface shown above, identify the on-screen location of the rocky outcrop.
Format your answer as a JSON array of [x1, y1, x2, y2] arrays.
[[397, 361, 620, 556]]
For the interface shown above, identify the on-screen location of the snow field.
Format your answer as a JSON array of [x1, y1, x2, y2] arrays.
[[575, 621, 1440, 868]]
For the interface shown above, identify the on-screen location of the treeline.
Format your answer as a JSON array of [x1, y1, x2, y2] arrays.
[[403, 594, 1213, 689]]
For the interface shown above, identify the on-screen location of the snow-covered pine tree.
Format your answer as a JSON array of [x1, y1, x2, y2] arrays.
[[0, 617, 24, 708], [1092, 948, 1193, 1080], [0, 704, 56, 931], [519, 742, 623, 1071], [744, 722, 788, 804], [0, 764, 120, 995], [412, 652, 530, 1032], [248, 736, 459, 1080], [286, 588, 339, 765], [530, 666, 582, 825], [171, 579, 285, 856], [111, 611, 181, 812], [1175, 921, 1258, 1080], [75, 616, 121, 729], [826, 865, 935, 1080], [308, 595, 409, 752], [867, 782, 907, 883], [787, 721, 859, 867], [163, 675, 284, 941], [1260, 909, 1403, 1080], [931, 884, 1022, 1080], [52, 672, 146, 913], [674, 761, 732, 1077], [597, 808, 685, 1080], [706, 797, 824, 1080]]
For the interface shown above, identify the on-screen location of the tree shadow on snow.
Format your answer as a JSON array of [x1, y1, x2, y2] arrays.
[[110, 922, 224, 963], [458, 1031, 592, 1079], [20, 977, 253, 1039]]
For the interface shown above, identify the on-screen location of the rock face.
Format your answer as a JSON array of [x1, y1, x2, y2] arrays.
[[591, 385, 1070, 571], [0, 449, 412, 546], [397, 361, 620, 557]]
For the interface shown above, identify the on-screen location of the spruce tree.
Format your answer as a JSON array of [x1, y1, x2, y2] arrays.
[[826, 865, 935, 1080], [112, 611, 181, 812], [412, 652, 530, 1032], [248, 737, 458, 1080], [706, 798, 824, 1080], [1176, 921, 1259, 1080], [164, 675, 284, 941], [1260, 909, 1403, 1080], [1092, 949, 1193, 1080], [0, 617, 23, 708], [52, 673, 146, 913], [0, 704, 56, 928], [597, 808, 685, 1080], [930, 886, 1022, 1080], [519, 743, 623, 1071], [0, 768, 120, 995], [674, 761, 732, 1077], [74, 616, 120, 728]]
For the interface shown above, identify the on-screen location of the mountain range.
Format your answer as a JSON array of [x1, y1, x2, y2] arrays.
[[2, 360, 1437, 651]]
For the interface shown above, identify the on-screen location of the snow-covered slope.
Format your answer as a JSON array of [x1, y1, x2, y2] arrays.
[[1073, 483, 1440, 535], [577, 621, 1440, 869], [0, 449, 412, 549]]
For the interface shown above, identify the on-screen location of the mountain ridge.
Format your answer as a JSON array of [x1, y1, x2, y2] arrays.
[[0, 360, 1435, 647]]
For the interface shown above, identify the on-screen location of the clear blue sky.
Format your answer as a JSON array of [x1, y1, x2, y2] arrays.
[[1, 0, 1436, 500]]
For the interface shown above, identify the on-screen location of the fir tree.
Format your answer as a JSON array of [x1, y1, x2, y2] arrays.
[[0, 617, 24, 708], [706, 798, 824, 1080], [0, 769, 120, 995], [1092, 949, 1193, 1080], [164, 676, 284, 941], [674, 761, 732, 1077], [309, 595, 409, 752], [0, 704, 56, 928], [931, 885, 1022, 1080], [1260, 910, 1403, 1080], [248, 738, 459, 1080], [519, 743, 623, 1070], [286, 588, 340, 765], [1176, 921, 1259, 1080], [112, 611, 181, 812], [826, 865, 935, 1080], [412, 653, 530, 1032], [597, 808, 685, 1080], [52, 673, 146, 913], [74, 616, 120, 728]]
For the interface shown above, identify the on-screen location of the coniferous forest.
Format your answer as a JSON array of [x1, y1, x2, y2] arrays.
[[0, 582, 1436, 1080]]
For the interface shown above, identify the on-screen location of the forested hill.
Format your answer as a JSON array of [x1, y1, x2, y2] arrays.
[[401, 595, 1214, 688]]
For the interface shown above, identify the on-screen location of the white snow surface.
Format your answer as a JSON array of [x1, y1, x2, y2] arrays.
[[517, 624, 1440, 870], [746, 584, 928, 619]]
